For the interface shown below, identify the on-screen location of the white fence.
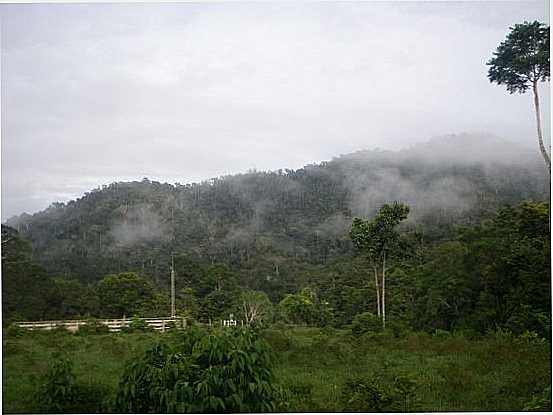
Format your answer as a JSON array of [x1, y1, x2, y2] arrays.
[[15, 317, 186, 333]]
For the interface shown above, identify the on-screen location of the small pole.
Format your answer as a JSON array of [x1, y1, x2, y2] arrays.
[[171, 255, 176, 318]]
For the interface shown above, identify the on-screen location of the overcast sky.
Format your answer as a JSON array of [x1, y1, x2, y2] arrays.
[[1, 1, 550, 220]]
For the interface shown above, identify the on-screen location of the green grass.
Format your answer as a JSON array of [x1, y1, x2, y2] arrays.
[[2, 327, 551, 413]]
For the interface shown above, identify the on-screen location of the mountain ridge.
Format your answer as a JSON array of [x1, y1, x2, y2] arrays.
[[5, 133, 548, 295]]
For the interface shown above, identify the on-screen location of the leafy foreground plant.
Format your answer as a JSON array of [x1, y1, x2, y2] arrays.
[[114, 327, 285, 413], [35, 353, 77, 413], [35, 352, 107, 413]]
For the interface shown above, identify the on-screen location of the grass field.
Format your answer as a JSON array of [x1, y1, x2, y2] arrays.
[[2, 326, 551, 413]]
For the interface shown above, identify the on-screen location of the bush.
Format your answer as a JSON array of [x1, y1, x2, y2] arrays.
[[391, 374, 420, 412], [351, 312, 382, 336], [341, 373, 420, 412], [114, 327, 285, 413], [35, 353, 108, 413], [341, 376, 393, 412], [35, 353, 76, 413]]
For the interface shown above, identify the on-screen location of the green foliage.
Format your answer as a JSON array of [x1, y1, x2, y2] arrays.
[[5, 323, 29, 338], [238, 289, 273, 326], [350, 202, 410, 258], [351, 312, 382, 336], [412, 202, 550, 337], [341, 377, 393, 412], [48, 277, 99, 319], [487, 20, 550, 93], [97, 272, 154, 318], [201, 289, 236, 321], [177, 287, 200, 319], [35, 353, 77, 413], [122, 315, 153, 333], [341, 373, 420, 413], [391, 374, 420, 412], [3, 327, 551, 413], [139, 292, 171, 317], [114, 327, 284, 413], [523, 385, 552, 411], [279, 287, 333, 326], [6, 138, 548, 314], [1, 225, 56, 320]]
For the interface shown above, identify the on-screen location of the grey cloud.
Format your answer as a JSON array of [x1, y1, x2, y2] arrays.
[[1, 2, 550, 220]]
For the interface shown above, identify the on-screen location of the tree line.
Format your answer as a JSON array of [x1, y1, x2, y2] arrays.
[[3, 199, 550, 338]]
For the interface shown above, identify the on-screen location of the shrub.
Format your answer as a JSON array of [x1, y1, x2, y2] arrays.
[[35, 353, 77, 413], [341, 373, 420, 413], [341, 376, 393, 412], [114, 327, 284, 413], [386, 319, 410, 337], [391, 374, 420, 412], [351, 312, 382, 336]]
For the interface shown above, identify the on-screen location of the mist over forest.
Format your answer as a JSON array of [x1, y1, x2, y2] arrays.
[[2, 1, 551, 412], [3, 132, 551, 414], [4, 133, 548, 292]]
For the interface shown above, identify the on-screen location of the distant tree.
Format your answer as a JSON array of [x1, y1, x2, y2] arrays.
[[204, 264, 238, 293], [201, 289, 235, 321], [177, 287, 199, 319], [138, 292, 171, 317], [97, 272, 154, 318], [239, 290, 273, 326], [279, 287, 333, 326], [412, 242, 475, 331], [487, 21, 551, 172], [350, 202, 410, 328], [1, 225, 53, 320], [48, 277, 97, 318]]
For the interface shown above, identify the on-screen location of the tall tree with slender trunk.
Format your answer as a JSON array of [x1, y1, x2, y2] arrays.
[[487, 21, 550, 173], [350, 202, 410, 328]]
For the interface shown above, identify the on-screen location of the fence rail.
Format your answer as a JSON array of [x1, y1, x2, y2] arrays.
[[15, 317, 186, 333]]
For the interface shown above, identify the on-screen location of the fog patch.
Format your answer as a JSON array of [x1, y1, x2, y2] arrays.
[[315, 213, 351, 239], [346, 166, 475, 222], [110, 203, 170, 246]]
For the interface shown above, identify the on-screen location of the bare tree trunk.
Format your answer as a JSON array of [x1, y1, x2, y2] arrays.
[[373, 265, 381, 317], [382, 251, 386, 329], [532, 80, 551, 173]]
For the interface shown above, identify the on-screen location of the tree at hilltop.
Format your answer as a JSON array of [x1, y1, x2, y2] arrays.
[[487, 21, 551, 173]]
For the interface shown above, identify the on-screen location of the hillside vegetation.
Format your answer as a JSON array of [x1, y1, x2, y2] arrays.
[[2, 134, 551, 413]]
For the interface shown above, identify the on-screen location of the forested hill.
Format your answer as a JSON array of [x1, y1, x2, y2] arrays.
[[5, 133, 548, 295]]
